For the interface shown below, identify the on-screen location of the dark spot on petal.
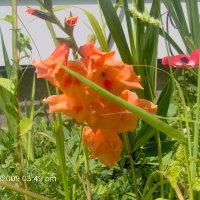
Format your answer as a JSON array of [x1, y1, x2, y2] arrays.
[[180, 56, 189, 63]]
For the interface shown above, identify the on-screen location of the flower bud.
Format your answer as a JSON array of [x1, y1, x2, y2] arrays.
[[26, 7, 56, 24], [64, 15, 78, 34]]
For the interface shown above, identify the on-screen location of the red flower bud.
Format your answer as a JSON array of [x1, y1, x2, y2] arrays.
[[65, 16, 78, 28], [26, 7, 56, 24], [26, 7, 37, 15]]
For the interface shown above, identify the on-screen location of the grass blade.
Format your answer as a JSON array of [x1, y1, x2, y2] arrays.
[[60, 64, 185, 141], [99, 0, 133, 64], [0, 27, 11, 78], [185, 0, 200, 47]]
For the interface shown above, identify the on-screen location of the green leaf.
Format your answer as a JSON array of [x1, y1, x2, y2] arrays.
[[78, 8, 108, 52], [60, 64, 185, 141], [44, 0, 53, 11], [99, 0, 133, 64], [159, 28, 184, 54], [142, 140, 176, 157], [193, 178, 200, 191], [133, 78, 174, 151], [185, 0, 200, 47], [52, 5, 68, 12], [162, 0, 192, 52], [143, 181, 165, 200], [0, 82, 17, 135], [19, 118, 33, 136], [37, 132, 56, 144], [0, 78, 14, 95], [0, 15, 13, 24], [0, 130, 12, 149], [123, 0, 137, 63], [0, 28, 12, 78]]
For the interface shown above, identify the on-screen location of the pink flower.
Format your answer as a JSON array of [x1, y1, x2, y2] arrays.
[[162, 49, 200, 69]]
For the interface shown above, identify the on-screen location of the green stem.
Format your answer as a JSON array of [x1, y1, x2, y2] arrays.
[[0, 181, 50, 200], [49, 11, 82, 57], [81, 125, 91, 200], [11, 0, 19, 80], [192, 58, 200, 179], [123, 134, 140, 200], [27, 74, 35, 162], [183, 145, 194, 200], [12, 1, 28, 199], [123, 0, 137, 64], [83, 145, 92, 200], [156, 131, 164, 198], [54, 114, 70, 200]]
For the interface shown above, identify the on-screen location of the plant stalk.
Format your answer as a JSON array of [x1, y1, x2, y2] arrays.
[[123, 134, 140, 200], [83, 145, 92, 200], [191, 57, 200, 179], [0, 181, 50, 200], [156, 131, 164, 198], [12, 1, 28, 199], [54, 114, 70, 200]]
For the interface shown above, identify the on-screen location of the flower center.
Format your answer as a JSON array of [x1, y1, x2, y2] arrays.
[[101, 72, 112, 90], [180, 56, 189, 64]]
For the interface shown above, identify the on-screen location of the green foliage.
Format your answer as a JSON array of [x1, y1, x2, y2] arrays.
[[19, 117, 33, 136], [0, 0, 200, 199], [99, 0, 133, 64], [0, 78, 17, 135], [0, 28, 12, 78], [162, 0, 200, 52]]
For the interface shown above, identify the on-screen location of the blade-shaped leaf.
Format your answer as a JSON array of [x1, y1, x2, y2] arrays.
[[60, 64, 185, 141], [19, 117, 33, 136], [99, 0, 133, 64], [78, 8, 108, 52], [133, 78, 174, 151], [0, 28, 11, 78]]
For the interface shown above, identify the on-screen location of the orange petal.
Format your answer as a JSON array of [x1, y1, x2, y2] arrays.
[[89, 90, 157, 132], [82, 126, 95, 146], [82, 127, 123, 167], [65, 16, 78, 27], [32, 42, 69, 88], [120, 90, 157, 114], [43, 94, 88, 123], [80, 43, 142, 94]]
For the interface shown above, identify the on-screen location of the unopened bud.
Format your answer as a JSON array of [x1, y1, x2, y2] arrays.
[[64, 15, 78, 35], [26, 7, 56, 24]]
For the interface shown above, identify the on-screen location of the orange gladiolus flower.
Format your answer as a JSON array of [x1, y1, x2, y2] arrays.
[[32, 42, 69, 90], [83, 126, 123, 167], [32, 40, 157, 167], [80, 42, 143, 94]]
